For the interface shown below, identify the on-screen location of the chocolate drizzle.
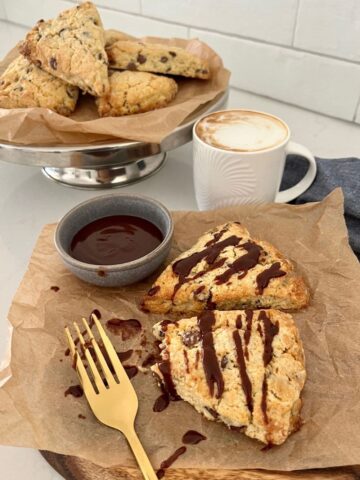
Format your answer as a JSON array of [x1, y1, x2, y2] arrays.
[[261, 311, 279, 367], [256, 262, 286, 294], [205, 227, 228, 247], [157, 446, 187, 478], [124, 365, 138, 379], [158, 360, 179, 400], [147, 285, 160, 296], [236, 314, 242, 329], [261, 379, 269, 424], [259, 311, 279, 425], [215, 241, 261, 284], [233, 330, 253, 413], [182, 430, 207, 445], [91, 309, 101, 320], [64, 385, 83, 398], [206, 291, 217, 310], [244, 310, 253, 360], [153, 393, 170, 412], [172, 235, 240, 299], [160, 446, 187, 467], [198, 311, 224, 398], [183, 350, 190, 374], [117, 349, 133, 362], [195, 350, 200, 369]]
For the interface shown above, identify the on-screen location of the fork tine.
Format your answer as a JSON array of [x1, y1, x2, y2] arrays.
[[81, 317, 117, 386], [73, 322, 106, 394], [91, 314, 129, 384], [65, 326, 76, 357], [64, 327, 95, 396]]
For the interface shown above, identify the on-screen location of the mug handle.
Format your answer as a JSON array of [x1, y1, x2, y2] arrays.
[[275, 141, 317, 203]]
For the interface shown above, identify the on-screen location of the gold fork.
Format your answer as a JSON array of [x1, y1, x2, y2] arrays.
[[65, 314, 158, 480]]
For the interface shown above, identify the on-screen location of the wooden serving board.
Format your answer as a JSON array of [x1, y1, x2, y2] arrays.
[[41, 452, 360, 480]]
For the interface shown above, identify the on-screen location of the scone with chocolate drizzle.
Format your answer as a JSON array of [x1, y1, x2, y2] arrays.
[[142, 222, 310, 314], [152, 309, 306, 445]]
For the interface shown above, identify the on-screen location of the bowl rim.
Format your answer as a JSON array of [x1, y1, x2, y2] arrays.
[[54, 193, 174, 272]]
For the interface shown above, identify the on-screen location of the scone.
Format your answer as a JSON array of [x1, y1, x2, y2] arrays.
[[20, 2, 109, 96], [0, 56, 79, 115], [142, 222, 310, 314], [152, 309, 306, 445], [96, 71, 178, 117], [105, 29, 132, 48], [106, 40, 210, 79]]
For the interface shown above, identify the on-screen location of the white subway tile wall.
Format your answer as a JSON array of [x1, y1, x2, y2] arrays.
[[294, 0, 360, 62], [0, 0, 359, 123], [141, 0, 298, 45]]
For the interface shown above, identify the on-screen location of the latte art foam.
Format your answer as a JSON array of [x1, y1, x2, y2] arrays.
[[196, 110, 288, 152]]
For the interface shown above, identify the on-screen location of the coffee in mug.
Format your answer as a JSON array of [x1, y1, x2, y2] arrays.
[[193, 109, 317, 210], [195, 110, 288, 152]]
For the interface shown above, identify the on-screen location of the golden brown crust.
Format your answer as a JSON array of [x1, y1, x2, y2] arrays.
[[142, 222, 310, 314], [151, 309, 306, 445], [106, 40, 210, 79], [0, 56, 78, 115], [96, 70, 178, 117], [20, 2, 109, 96]]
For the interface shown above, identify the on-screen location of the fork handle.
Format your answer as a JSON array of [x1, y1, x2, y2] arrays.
[[125, 428, 158, 480]]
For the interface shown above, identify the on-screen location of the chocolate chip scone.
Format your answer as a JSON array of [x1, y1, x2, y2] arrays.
[[20, 2, 109, 96], [96, 71, 178, 117], [106, 40, 210, 79], [142, 222, 310, 314], [105, 29, 132, 48], [0, 56, 79, 115], [152, 309, 306, 445]]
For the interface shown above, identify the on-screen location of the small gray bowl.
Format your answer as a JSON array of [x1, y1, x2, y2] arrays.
[[55, 193, 173, 287]]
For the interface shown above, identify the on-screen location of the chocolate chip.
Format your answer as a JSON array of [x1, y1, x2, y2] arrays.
[[169, 51, 177, 57], [127, 62, 137, 71], [49, 57, 57, 70], [38, 19, 44, 23], [220, 356, 228, 369], [160, 56, 168, 63], [182, 330, 200, 348], [137, 53, 147, 64], [97, 52, 103, 60], [35, 60, 42, 68]]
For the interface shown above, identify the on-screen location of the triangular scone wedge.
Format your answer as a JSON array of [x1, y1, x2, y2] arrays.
[[0, 56, 79, 115], [142, 222, 310, 314], [20, 2, 109, 96], [151, 309, 306, 445]]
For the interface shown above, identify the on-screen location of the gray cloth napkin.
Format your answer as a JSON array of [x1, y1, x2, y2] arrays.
[[281, 156, 360, 259]]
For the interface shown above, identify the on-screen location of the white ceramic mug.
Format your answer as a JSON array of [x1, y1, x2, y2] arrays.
[[193, 109, 317, 210]]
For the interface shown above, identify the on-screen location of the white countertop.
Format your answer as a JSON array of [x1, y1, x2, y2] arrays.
[[1, 19, 360, 480]]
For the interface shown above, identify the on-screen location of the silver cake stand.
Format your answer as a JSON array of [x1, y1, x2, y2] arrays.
[[0, 90, 228, 189]]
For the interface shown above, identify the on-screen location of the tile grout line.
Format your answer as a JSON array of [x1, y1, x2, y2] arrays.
[[352, 94, 360, 122], [291, 0, 301, 47], [230, 85, 358, 127]]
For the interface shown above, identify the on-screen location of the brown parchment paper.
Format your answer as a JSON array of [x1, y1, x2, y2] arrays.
[[0, 32, 230, 146], [1, 189, 360, 472]]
